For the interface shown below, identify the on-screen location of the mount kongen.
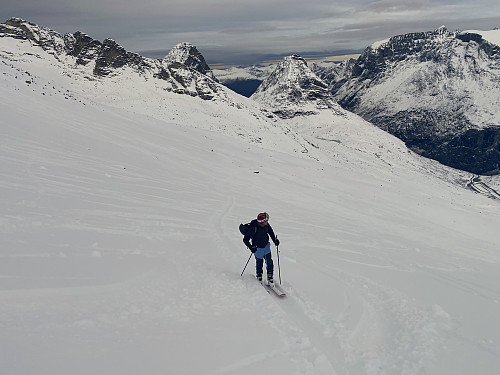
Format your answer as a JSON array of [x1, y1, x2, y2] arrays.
[[315, 26, 500, 175]]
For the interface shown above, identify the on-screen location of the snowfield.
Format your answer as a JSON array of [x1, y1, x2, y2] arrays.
[[1, 35, 500, 375]]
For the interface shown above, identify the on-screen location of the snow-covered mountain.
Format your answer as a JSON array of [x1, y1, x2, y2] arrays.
[[252, 54, 343, 118], [212, 60, 338, 98], [1, 18, 496, 190], [316, 26, 500, 175]]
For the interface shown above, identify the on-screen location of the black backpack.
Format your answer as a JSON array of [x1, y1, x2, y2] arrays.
[[239, 221, 256, 237]]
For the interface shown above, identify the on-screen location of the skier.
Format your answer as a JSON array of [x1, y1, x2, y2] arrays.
[[243, 212, 280, 285]]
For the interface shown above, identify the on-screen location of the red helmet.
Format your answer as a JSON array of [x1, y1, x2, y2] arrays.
[[257, 212, 269, 223]]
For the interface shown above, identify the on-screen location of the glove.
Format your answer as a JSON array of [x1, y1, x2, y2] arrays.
[[250, 246, 257, 253], [274, 238, 280, 246]]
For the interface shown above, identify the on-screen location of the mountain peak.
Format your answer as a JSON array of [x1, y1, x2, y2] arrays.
[[252, 54, 342, 118], [163, 42, 215, 79], [436, 25, 448, 34]]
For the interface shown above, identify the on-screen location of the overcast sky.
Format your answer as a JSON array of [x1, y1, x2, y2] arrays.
[[2, 0, 499, 65]]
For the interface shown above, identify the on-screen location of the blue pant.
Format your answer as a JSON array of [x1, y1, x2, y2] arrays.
[[254, 243, 273, 277]]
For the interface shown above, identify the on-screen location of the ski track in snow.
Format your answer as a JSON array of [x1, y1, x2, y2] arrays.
[[210, 193, 451, 375], [210, 196, 340, 374]]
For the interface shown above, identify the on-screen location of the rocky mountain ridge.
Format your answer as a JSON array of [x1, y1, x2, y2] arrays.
[[315, 26, 500, 175], [0, 18, 219, 100]]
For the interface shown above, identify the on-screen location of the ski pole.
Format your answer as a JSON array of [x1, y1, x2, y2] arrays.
[[277, 244, 282, 285], [240, 253, 252, 277]]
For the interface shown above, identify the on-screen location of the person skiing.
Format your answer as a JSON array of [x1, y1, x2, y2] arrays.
[[243, 212, 280, 285]]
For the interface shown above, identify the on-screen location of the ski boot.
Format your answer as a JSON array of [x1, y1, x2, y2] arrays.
[[267, 274, 274, 287]]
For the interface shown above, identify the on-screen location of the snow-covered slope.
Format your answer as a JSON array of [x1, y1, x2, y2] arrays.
[[2, 19, 500, 375], [318, 26, 500, 175]]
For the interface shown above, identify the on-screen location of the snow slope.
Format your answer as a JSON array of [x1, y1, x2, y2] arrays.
[[2, 32, 500, 375]]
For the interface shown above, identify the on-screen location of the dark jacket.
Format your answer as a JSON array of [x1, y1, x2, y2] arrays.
[[243, 220, 277, 249]]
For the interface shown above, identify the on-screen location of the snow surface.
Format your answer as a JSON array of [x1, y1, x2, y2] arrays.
[[2, 35, 500, 375]]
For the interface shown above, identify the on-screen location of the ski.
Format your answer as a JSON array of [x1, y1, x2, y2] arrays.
[[260, 281, 286, 297], [274, 283, 287, 297]]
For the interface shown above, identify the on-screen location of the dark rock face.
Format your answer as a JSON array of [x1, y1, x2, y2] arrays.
[[423, 127, 500, 175], [155, 62, 219, 100], [316, 27, 500, 174], [94, 38, 145, 76]]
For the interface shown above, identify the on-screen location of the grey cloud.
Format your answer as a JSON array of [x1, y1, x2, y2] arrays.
[[361, 0, 433, 13], [2, 0, 500, 65]]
